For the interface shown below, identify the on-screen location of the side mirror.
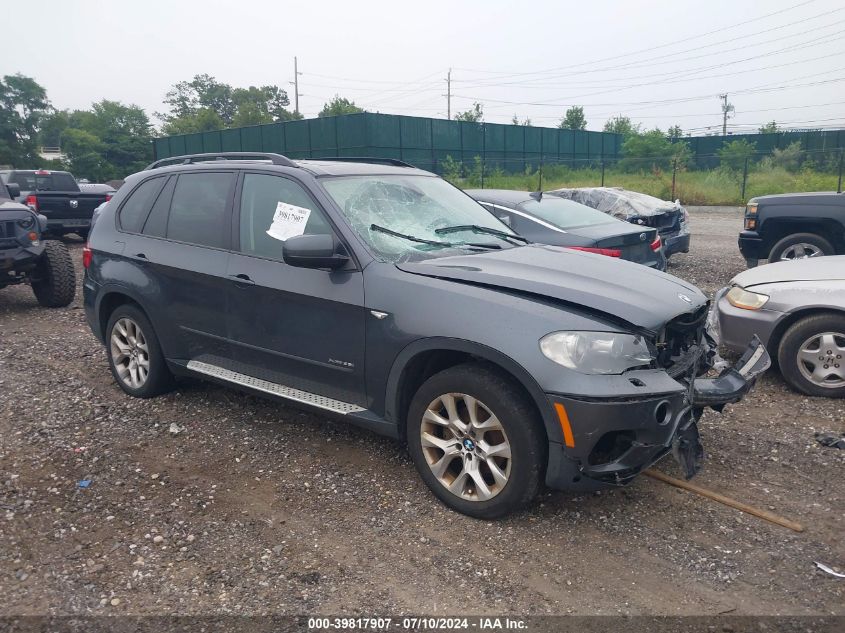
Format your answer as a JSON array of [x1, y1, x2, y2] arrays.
[[282, 234, 350, 270], [6, 183, 20, 198]]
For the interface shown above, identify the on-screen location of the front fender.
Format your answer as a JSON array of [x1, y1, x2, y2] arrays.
[[384, 336, 563, 444]]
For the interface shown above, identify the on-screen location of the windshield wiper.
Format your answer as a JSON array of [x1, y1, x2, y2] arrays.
[[370, 224, 501, 250], [434, 224, 529, 244]]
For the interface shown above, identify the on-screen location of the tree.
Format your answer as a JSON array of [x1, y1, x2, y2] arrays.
[[61, 128, 106, 181], [0, 74, 50, 167], [618, 128, 691, 172], [559, 106, 586, 130], [770, 141, 802, 171], [511, 114, 532, 126], [453, 102, 483, 123], [318, 96, 365, 118], [718, 138, 757, 171], [667, 125, 684, 140], [161, 108, 226, 136], [758, 121, 780, 134], [158, 74, 298, 129], [602, 115, 639, 137]]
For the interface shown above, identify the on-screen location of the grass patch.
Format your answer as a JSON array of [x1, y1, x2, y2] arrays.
[[447, 164, 841, 206]]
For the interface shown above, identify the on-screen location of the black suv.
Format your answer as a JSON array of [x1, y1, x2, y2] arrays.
[[83, 153, 767, 518]]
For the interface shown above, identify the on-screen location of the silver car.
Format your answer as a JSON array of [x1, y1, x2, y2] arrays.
[[714, 256, 845, 398]]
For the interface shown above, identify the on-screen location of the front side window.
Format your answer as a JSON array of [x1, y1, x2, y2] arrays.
[[118, 177, 165, 233], [167, 172, 235, 249], [321, 175, 520, 263], [238, 173, 332, 260]]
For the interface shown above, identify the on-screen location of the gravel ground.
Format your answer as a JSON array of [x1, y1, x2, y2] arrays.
[[1, 207, 843, 617]]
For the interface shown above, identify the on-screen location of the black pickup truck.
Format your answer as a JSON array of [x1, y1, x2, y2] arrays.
[[738, 191, 845, 267], [0, 169, 111, 238]]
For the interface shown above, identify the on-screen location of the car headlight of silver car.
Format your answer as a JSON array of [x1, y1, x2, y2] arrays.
[[726, 285, 769, 310], [539, 331, 655, 374]]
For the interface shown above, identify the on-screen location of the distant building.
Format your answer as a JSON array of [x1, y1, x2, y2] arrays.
[[38, 147, 66, 162]]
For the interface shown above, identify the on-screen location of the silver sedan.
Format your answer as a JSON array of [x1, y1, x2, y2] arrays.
[[714, 256, 845, 398]]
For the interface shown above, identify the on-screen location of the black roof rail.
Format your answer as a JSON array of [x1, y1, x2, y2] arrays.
[[145, 152, 298, 170], [310, 156, 416, 168]]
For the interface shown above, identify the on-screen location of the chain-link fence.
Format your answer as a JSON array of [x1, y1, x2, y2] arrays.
[[440, 147, 844, 206]]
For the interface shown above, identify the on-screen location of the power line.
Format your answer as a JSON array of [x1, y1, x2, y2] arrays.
[[455, 15, 845, 89], [450, 0, 818, 80]]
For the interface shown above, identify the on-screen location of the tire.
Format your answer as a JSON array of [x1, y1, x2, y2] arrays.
[[105, 304, 174, 398], [768, 233, 834, 263], [406, 363, 545, 519], [777, 313, 845, 398], [31, 240, 76, 307]]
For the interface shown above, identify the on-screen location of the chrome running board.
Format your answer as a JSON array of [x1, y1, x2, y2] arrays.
[[186, 360, 365, 415]]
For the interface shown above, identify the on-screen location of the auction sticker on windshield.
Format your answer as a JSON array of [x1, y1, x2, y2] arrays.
[[267, 201, 311, 241]]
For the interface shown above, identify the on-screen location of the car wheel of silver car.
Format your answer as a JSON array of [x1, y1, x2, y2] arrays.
[[407, 363, 545, 518], [769, 233, 834, 263], [778, 313, 845, 398], [106, 304, 174, 398]]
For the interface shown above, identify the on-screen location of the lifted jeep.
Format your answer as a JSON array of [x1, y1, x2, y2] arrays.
[[1, 182, 76, 308]]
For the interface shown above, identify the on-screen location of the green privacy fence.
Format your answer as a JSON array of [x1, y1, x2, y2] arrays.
[[687, 130, 845, 168], [152, 112, 624, 174], [152, 112, 845, 174]]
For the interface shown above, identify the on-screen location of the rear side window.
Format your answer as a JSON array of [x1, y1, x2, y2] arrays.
[[167, 172, 235, 249], [141, 177, 176, 238], [119, 177, 165, 233]]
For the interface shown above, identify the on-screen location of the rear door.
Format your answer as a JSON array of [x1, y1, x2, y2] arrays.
[[225, 171, 367, 407], [121, 170, 237, 363]]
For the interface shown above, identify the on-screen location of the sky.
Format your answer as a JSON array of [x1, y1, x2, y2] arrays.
[[4, 0, 845, 135]]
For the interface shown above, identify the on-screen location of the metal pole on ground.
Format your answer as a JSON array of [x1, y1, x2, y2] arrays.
[[838, 149, 843, 194], [740, 156, 749, 202], [538, 160, 543, 192], [600, 160, 605, 187], [671, 157, 678, 200]]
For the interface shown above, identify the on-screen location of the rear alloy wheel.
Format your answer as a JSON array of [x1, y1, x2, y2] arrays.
[[769, 233, 834, 262], [106, 305, 174, 398], [31, 240, 76, 307], [778, 314, 845, 398], [407, 364, 545, 518]]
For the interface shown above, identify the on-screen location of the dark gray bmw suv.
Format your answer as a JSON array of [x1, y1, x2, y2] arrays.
[[83, 153, 768, 518]]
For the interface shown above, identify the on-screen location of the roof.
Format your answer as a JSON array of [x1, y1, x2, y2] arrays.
[[144, 153, 434, 178]]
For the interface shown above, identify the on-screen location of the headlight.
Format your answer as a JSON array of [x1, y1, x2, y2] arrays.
[[539, 331, 654, 375], [17, 216, 35, 230], [746, 202, 758, 215], [726, 285, 768, 310]]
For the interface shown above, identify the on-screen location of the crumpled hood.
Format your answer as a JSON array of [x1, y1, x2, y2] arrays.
[[397, 244, 706, 332], [732, 256, 845, 289]]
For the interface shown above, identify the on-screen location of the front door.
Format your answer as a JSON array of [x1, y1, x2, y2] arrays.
[[225, 171, 367, 407]]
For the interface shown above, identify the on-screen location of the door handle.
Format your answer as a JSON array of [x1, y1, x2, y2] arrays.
[[133, 253, 147, 260], [229, 273, 255, 286]]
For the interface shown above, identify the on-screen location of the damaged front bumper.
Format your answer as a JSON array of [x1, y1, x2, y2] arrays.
[[545, 336, 770, 491]]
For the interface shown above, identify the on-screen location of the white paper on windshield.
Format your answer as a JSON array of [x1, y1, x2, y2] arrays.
[[266, 201, 312, 241]]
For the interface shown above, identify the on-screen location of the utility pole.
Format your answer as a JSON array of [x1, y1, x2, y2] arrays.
[[291, 57, 303, 116], [720, 94, 734, 136], [446, 69, 451, 120]]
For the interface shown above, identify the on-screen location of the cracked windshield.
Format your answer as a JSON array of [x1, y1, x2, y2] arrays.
[[321, 174, 524, 262]]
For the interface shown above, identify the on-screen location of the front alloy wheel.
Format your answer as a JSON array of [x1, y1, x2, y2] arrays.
[[421, 393, 512, 502], [407, 363, 545, 519], [778, 313, 845, 398], [796, 332, 845, 389], [110, 317, 150, 389]]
